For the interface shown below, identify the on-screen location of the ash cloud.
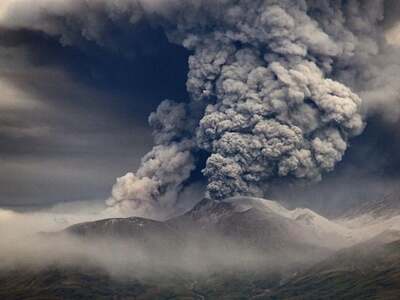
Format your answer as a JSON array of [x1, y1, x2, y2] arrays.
[[1, 1, 400, 216]]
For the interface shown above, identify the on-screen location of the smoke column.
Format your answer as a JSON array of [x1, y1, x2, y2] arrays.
[[1, 0, 399, 216]]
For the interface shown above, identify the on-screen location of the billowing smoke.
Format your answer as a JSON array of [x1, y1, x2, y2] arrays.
[[106, 100, 198, 216], [1, 0, 399, 216]]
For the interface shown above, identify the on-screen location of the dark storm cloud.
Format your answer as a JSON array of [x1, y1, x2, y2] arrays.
[[0, 14, 190, 207], [0, 67, 154, 206]]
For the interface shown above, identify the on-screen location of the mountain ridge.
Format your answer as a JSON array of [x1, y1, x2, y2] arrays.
[[3, 196, 400, 299]]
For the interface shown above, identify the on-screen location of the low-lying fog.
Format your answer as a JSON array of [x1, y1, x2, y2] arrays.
[[2, 193, 400, 280], [0, 199, 328, 279]]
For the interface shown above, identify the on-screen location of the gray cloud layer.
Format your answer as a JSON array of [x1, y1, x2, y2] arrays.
[[0, 0, 399, 217], [0, 30, 158, 207]]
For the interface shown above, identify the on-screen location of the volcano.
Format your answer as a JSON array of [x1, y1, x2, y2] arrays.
[[2, 197, 400, 299]]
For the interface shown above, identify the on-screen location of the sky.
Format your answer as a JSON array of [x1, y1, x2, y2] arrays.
[[0, 22, 190, 208], [0, 0, 400, 217]]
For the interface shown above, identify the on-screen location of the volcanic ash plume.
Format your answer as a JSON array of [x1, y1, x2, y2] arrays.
[[106, 100, 197, 216], [1, 0, 399, 216], [111, 0, 370, 214]]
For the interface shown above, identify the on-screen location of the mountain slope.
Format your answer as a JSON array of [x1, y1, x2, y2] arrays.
[[67, 197, 343, 257], [266, 231, 400, 300], [336, 192, 400, 243], [341, 191, 400, 221], [0, 265, 289, 300], [4, 197, 400, 299], [170, 197, 353, 249], [3, 231, 400, 300]]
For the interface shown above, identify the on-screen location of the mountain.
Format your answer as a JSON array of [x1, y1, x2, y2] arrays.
[[170, 197, 354, 249], [66, 217, 177, 238], [56, 197, 340, 273], [0, 264, 289, 300], [3, 231, 400, 300], [266, 230, 400, 300], [340, 191, 400, 221], [221, 197, 354, 248], [0, 197, 342, 299], [3, 197, 400, 299], [65, 197, 349, 258], [61, 195, 400, 250], [335, 192, 400, 243]]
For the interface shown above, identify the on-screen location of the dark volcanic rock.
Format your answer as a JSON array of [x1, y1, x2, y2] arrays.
[[67, 216, 178, 239]]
